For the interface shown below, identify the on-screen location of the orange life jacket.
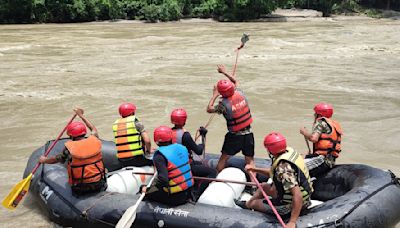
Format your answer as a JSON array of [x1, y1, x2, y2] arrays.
[[65, 135, 105, 186], [314, 118, 343, 158], [221, 90, 253, 132]]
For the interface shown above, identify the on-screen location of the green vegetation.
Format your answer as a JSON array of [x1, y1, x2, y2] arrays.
[[280, 0, 400, 17], [0, 0, 399, 23]]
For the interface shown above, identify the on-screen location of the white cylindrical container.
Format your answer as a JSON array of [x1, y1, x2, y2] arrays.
[[197, 167, 246, 208], [106, 166, 154, 195]]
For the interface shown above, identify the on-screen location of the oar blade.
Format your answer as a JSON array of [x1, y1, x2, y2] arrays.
[[2, 173, 32, 210], [116, 203, 139, 228]]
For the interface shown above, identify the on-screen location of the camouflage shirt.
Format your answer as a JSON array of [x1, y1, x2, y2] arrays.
[[134, 119, 145, 133], [312, 118, 335, 167], [274, 161, 299, 192], [55, 147, 71, 163]]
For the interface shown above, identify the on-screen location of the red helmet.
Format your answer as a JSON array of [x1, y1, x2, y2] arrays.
[[154, 126, 173, 143], [217, 80, 235, 98], [171, 108, 187, 126], [67, 122, 87, 138], [264, 132, 287, 156], [119, 103, 136, 118], [314, 103, 333, 118]]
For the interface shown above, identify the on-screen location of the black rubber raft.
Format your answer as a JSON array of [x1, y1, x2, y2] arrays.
[[24, 139, 400, 228]]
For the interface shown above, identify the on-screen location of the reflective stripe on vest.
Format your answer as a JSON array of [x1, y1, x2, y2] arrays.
[[156, 144, 194, 194], [313, 117, 343, 158], [172, 128, 185, 145], [221, 90, 253, 132], [271, 147, 313, 205], [113, 116, 143, 159], [65, 135, 105, 186]]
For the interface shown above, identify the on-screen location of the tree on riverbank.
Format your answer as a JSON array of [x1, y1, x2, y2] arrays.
[[0, 0, 399, 23]]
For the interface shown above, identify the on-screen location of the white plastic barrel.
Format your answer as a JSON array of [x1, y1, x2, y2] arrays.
[[197, 167, 246, 208], [106, 166, 154, 195]]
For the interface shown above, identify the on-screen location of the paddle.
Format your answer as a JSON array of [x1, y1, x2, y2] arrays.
[[232, 33, 249, 77], [2, 114, 77, 210], [193, 176, 256, 187], [304, 135, 311, 155], [128, 171, 257, 187], [116, 172, 157, 228], [249, 171, 286, 228]]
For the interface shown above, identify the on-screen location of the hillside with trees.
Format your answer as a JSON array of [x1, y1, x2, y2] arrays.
[[0, 0, 399, 23]]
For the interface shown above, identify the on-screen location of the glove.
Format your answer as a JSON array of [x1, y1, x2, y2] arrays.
[[199, 127, 208, 137]]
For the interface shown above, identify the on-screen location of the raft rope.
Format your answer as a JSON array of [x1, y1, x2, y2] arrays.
[[306, 170, 400, 228]]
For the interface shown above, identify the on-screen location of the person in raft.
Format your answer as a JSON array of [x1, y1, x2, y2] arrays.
[[39, 108, 106, 196], [300, 103, 343, 177], [141, 126, 194, 206], [206, 64, 255, 172], [170, 108, 217, 198], [113, 102, 153, 167], [236, 132, 313, 228]]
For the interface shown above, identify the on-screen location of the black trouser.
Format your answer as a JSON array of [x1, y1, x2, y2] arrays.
[[191, 161, 217, 200], [305, 154, 332, 178], [144, 188, 191, 206], [309, 162, 331, 178], [119, 155, 153, 167]]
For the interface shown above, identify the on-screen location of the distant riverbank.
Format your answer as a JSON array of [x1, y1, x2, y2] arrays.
[[89, 8, 399, 24]]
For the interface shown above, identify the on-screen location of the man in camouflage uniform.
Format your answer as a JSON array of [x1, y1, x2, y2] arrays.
[[237, 132, 313, 228], [300, 103, 342, 177]]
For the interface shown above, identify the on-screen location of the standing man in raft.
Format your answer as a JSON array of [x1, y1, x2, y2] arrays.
[[207, 64, 255, 172]]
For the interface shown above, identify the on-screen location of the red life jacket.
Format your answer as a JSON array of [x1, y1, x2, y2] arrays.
[[314, 118, 343, 158], [172, 128, 194, 164], [221, 90, 253, 132], [172, 128, 185, 144], [65, 136, 105, 186]]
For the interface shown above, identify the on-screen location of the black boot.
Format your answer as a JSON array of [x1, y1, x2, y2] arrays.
[[234, 199, 248, 209]]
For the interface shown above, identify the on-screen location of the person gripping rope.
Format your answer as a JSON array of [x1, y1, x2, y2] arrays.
[[141, 126, 193, 206], [39, 108, 106, 196], [236, 132, 313, 228], [207, 64, 255, 172], [170, 108, 217, 198], [113, 102, 153, 167], [300, 103, 343, 177]]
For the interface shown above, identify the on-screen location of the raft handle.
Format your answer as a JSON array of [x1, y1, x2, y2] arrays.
[[334, 219, 343, 227], [388, 170, 400, 186], [51, 209, 61, 218]]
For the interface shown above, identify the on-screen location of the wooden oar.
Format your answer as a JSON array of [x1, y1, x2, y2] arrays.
[[304, 135, 311, 155], [130, 171, 256, 187], [2, 114, 77, 210], [249, 171, 286, 228], [116, 172, 157, 228]]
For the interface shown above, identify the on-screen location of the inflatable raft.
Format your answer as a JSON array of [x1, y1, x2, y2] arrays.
[[24, 139, 400, 227]]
